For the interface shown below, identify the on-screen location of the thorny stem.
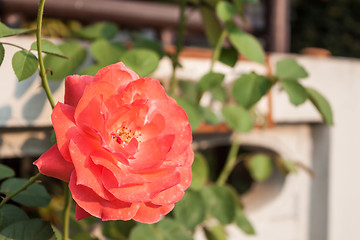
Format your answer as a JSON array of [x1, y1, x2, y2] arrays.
[[37, 0, 55, 109], [36, 0, 72, 238], [216, 140, 240, 185], [170, 0, 186, 96], [37, 0, 72, 239], [0, 173, 42, 208]]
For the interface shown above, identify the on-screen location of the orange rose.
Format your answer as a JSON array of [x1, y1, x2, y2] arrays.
[[34, 62, 193, 223]]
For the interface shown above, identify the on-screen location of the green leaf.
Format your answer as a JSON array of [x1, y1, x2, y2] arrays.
[[204, 225, 227, 240], [198, 72, 226, 102], [129, 224, 159, 240], [246, 154, 273, 182], [219, 48, 238, 67], [12, 50, 38, 81], [76, 22, 119, 40], [133, 38, 164, 58], [51, 225, 62, 240], [233, 73, 270, 109], [174, 190, 206, 229], [201, 107, 220, 125], [235, 208, 255, 235], [281, 79, 307, 106], [306, 87, 333, 125], [0, 204, 29, 229], [222, 104, 253, 132], [201, 185, 236, 224], [30, 40, 67, 59], [90, 39, 126, 65], [200, 6, 223, 47], [179, 80, 201, 103], [44, 41, 86, 80], [120, 49, 159, 77], [175, 98, 202, 131], [276, 58, 308, 80], [157, 218, 193, 240], [0, 178, 51, 207], [0, 219, 53, 240], [0, 22, 31, 38], [0, 43, 4, 66], [191, 153, 209, 190], [209, 86, 227, 102], [0, 164, 15, 180], [216, 1, 237, 22], [227, 24, 265, 64], [102, 220, 136, 240], [199, 72, 224, 91]]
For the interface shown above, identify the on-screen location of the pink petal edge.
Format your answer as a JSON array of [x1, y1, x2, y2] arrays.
[[65, 75, 95, 108]]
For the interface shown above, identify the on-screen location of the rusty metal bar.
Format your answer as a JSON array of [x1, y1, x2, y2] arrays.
[[0, 0, 203, 31], [268, 0, 290, 52], [1, 0, 291, 52]]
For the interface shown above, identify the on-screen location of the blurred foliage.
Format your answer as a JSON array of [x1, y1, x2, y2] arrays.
[[291, 0, 360, 58], [26, 19, 82, 38]]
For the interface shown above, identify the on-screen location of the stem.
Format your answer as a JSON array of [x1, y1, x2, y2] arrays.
[[0, 41, 28, 51], [36, 1, 71, 238], [36, 0, 55, 109], [0, 173, 42, 208], [170, 0, 186, 95], [62, 184, 71, 240], [210, 29, 227, 72], [216, 141, 240, 185]]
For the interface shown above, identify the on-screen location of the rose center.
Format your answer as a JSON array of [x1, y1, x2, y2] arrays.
[[111, 126, 141, 145]]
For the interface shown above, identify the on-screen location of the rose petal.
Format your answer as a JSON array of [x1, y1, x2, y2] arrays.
[[102, 168, 180, 203], [75, 204, 92, 220], [52, 103, 76, 162], [91, 153, 146, 187], [125, 138, 139, 156], [177, 166, 192, 190], [75, 97, 108, 140], [162, 146, 194, 167], [106, 100, 148, 133], [94, 62, 139, 90], [70, 172, 139, 221], [33, 144, 74, 182], [69, 140, 114, 201], [65, 75, 95, 107], [119, 78, 168, 106], [132, 202, 174, 224], [158, 134, 175, 156], [75, 81, 116, 123], [151, 186, 184, 205], [131, 137, 165, 171], [141, 113, 165, 140], [148, 100, 192, 160]]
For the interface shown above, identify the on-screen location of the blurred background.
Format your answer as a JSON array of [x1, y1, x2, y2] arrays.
[[0, 1, 359, 240]]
